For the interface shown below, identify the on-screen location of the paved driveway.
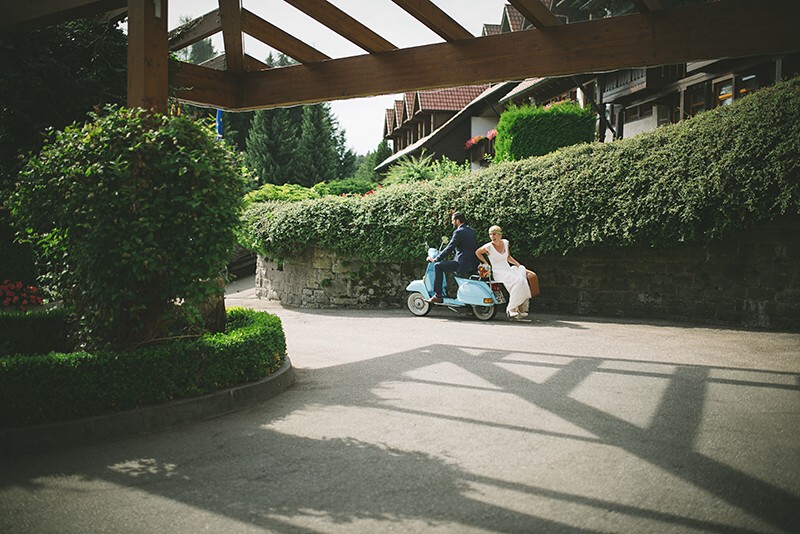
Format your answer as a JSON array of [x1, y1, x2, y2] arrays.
[[1, 278, 799, 533]]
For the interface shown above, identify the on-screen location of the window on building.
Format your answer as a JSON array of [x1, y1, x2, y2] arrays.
[[625, 106, 639, 122], [737, 73, 759, 98], [686, 83, 708, 117], [715, 78, 734, 106], [624, 103, 655, 123]]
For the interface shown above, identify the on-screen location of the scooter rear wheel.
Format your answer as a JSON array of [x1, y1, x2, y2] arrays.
[[407, 292, 431, 316], [472, 305, 497, 321]]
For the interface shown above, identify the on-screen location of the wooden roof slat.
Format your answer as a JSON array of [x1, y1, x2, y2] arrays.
[[196, 53, 269, 72], [245, 54, 271, 71], [630, 0, 665, 14], [282, 0, 396, 54], [219, 0, 245, 74], [390, 0, 473, 42], [168, 8, 222, 52], [226, 0, 800, 110], [240, 8, 330, 64], [507, 0, 561, 28], [199, 54, 229, 71]]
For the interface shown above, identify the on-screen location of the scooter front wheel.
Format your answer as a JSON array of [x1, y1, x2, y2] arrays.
[[407, 292, 431, 316], [472, 305, 497, 321]]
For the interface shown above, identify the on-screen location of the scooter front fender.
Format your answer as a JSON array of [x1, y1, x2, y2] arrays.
[[406, 280, 430, 299]]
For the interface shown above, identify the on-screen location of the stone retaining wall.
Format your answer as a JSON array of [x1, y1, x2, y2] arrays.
[[256, 250, 417, 308], [256, 216, 800, 330]]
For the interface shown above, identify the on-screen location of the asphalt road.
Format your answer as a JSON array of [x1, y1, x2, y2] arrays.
[[1, 277, 799, 533]]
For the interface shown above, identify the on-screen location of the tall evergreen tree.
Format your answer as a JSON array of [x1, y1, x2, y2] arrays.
[[354, 139, 393, 181], [333, 123, 357, 179], [244, 53, 356, 186], [222, 111, 254, 152], [245, 106, 303, 186], [373, 139, 392, 174], [189, 39, 215, 65], [295, 103, 338, 186]]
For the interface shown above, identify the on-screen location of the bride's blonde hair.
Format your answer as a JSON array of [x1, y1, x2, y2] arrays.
[[488, 225, 503, 236]]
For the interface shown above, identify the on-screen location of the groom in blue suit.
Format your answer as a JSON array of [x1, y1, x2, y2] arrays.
[[426, 212, 479, 303]]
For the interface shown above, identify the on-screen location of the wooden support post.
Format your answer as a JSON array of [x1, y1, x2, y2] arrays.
[[128, 0, 168, 113]]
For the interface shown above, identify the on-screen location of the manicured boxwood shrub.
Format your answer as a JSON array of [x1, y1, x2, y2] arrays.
[[0, 308, 286, 427], [0, 307, 71, 356], [494, 100, 596, 162], [240, 77, 800, 261]]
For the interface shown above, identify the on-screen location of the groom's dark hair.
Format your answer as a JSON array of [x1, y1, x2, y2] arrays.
[[452, 212, 467, 224]]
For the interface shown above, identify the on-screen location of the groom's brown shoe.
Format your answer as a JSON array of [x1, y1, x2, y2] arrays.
[[428, 295, 443, 304]]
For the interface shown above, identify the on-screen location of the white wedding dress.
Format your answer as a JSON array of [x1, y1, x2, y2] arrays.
[[483, 238, 531, 315]]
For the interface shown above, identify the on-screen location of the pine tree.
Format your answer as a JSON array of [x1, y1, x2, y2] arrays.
[[189, 39, 215, 64], [294, 103, 338, 186], [222, 111, 254, 152], [333, 123, 357, 179], [245, 106, 303, 185], [354, 139, 393, 181], [373, 139, 392, 175]]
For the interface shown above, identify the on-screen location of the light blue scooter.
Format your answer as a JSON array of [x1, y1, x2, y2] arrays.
[[406, 245, 507, 321]]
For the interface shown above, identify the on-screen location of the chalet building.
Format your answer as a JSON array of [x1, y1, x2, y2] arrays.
[[377, 2, 800, 172], [383, 85, 490, 155], [377, 82, 519, 172], [504, 56, 800, 143], [499, 2, 800, 141], [377, 5, 530, 172]]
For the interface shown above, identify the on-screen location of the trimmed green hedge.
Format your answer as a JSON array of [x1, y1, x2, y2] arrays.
[[240, 77, 800, 260], [0, 308, 286, 427], [494, 100, 596, 162], [0, 307, 71, 356]]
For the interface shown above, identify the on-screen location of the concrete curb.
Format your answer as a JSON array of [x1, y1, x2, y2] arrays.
[[0, 358, 295, 457]]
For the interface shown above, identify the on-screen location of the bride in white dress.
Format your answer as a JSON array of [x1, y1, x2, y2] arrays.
[[476, 225, 532, 318]]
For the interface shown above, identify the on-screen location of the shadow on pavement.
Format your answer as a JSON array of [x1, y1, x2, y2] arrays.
[[2, 344, 798, 532]]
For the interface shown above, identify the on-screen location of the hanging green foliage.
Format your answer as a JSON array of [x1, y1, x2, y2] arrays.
[[239, 78, 800, 262]]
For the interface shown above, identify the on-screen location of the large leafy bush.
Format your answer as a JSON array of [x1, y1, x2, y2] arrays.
[[10, 107, 246, 350], [494, 100, 596, 162], [0, 19, 128, 286], [240, 78, 800, 261], [0, 308, 286, 427]]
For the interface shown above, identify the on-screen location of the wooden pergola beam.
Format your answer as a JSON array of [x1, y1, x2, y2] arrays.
[[240, 8, 330, 64], [171, 60, 239, 109], [168, 8, 221, 52], [390, 0, 473, 42], [127, 0, 168, 113], [282, 0, 396, 54], [1, 0, 125, 33], [219, 0, 244, 74], [507, 0, 561, 28], [231, 0, 799, 110]]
